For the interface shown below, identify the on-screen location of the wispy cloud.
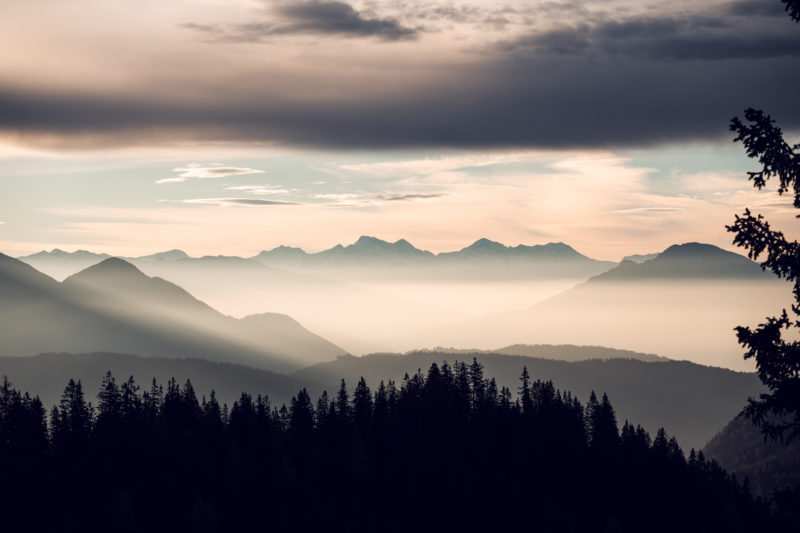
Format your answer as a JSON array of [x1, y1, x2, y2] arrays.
[[181, 197, 297, 207], [339, 152, 542, 177], [613, 207, 685, 214], [377, 193, 444, 202], [225, 184, 292, 195], [156, 164, 264, 184]]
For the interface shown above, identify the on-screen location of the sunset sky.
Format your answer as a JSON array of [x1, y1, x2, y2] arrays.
[[2, 0, 799, 260]]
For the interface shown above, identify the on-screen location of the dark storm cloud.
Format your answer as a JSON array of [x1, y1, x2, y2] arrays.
[[3, 4, 800, 151], [506, 15, 800, 60], [727, 0, 791, 17], [185, 1, 416, 42], [1, 48, 799, 151]]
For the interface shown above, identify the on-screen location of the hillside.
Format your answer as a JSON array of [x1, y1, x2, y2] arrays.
[[494, 344, 668, 362], [703, 415, 800, 497], [294, 350, 762, 450], [0, 254, 345, 372], [416, 243, 788, 370], [0, 352, 324, 409], [591, 243, 768, 282]]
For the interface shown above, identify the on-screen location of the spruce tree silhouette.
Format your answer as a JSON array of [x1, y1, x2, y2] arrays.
[[728, 4, 800, 443], [784, 0, 800, 21], [1, 369, 792, 531]]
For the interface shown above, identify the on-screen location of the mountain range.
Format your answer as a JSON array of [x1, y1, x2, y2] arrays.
[[19, 236, 618, 281], [0, 253, 344, 372]]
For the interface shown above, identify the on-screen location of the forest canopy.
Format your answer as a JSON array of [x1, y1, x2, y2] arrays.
[[1, 360, 794, 533]]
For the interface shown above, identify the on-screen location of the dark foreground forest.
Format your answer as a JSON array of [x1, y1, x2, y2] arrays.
[[1, 360, 797, 533]]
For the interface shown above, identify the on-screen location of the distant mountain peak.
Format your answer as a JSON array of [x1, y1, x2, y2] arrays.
[[354, 235, 386, 246], [65, 257, 146, 283], [23, 248, 109, 260], [461, 238, 507, 253], [273, 245, 306, 253], [590, 242, 767, 282], [136, 249, 190, 261], [661, 242, 728, 257]]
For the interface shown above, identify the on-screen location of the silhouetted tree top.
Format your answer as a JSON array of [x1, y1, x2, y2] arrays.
[[729, 113, 800, 442], [784, 0, 800, 22], [1, 368, 793, 532], [727, 3, 800, 444]]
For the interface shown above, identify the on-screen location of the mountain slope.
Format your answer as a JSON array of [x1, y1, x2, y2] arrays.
[[494, 344, 669, 362], [416, 243, 788, 370], [592, 242, 768, 282], [294, 350, 763, 450], [703, 415, 800, 496], [17, 249, 110, 281], [0, 256, 345, 372]]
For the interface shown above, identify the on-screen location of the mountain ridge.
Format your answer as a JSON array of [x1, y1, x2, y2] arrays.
[[0, 255, 346, 372]]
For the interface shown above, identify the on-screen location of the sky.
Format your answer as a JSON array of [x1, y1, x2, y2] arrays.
[[1, 0, 799, 260]]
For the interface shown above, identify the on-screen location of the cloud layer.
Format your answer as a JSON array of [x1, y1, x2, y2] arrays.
[[185, 1, 416, 42], [0, 1, 798, 151]]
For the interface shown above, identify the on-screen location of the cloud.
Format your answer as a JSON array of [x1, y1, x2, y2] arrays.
[[504, 15, 800, 61], [181, 197, 298, 207], [2, 3, 800, 151], [613, 207, 685, 214], [376, 193, 444, 202], [727, 0, 790, 18], [184, 1, 417, 42], [225, 184, 292, 195], [156, 164, 264, 184], [339, 152, 542, 177], [310, 191, 445, 206]]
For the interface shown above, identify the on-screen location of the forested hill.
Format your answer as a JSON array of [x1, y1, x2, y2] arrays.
[[295, 351, 762, 450], [1, 362, 792, 533], [703, 415, 800, 497], [0, 352, 325, 409]]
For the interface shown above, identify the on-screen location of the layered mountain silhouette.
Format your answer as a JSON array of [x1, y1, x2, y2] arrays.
[[253, 236, 615, 279], [0, 254, 345, 372], [18, 236, 616, 281], [493, 343, 669, 362], [18, 249, 111, 281], [0, 345, 763, 451], [415, 243, 788, 369], [591, 243, 769, 282], [621, 252, 659, 264], [294, 350, 763, 450]]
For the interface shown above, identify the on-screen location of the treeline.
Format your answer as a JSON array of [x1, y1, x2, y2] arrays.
[[0, 360, 791, 532]]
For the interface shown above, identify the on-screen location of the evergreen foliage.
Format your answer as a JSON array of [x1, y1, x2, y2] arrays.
[[0, 363, 791, 532], [727, 2, 800, 443]]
